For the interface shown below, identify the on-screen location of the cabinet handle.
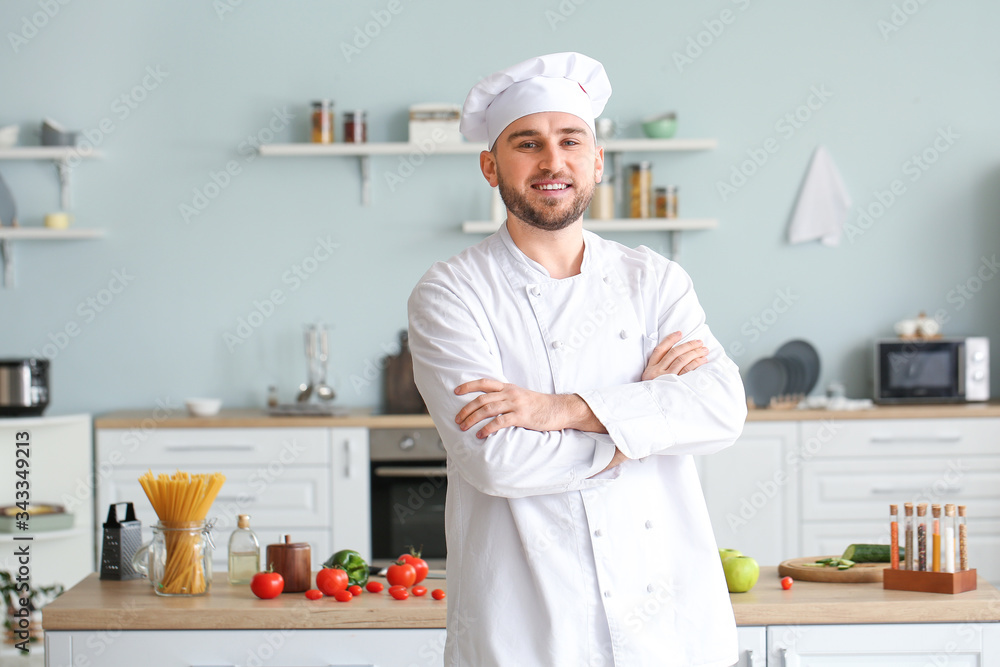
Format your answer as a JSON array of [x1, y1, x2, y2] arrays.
[[869, 434, 961, 444], [164, 444, 256, 452], [871, 485, 963, 495], [343, 439, 352, 479], [374, 466, 448, 478], [214, 495, 257, 504], [743, 648, 754, 666], [782, 648, 800, 667]]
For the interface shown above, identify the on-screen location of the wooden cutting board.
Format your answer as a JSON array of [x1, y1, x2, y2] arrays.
[[778, 556, 893, 583]]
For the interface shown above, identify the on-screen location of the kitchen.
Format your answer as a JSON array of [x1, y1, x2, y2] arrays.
[[2, 1, 1000, 665]]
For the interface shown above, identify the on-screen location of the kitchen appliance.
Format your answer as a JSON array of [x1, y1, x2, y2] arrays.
[[0, 358, 49, 416], [874, 337, 989, 404], [369, 428, 446, 566]]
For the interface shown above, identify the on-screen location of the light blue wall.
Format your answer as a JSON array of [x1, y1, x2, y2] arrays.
[[2, 0, 999, 414]]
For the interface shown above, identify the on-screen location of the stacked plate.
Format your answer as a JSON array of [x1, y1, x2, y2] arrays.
[[745, 339, 821, 409]]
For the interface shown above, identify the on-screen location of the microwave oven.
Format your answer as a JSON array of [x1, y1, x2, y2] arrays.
[[874, 337, 989, 404]]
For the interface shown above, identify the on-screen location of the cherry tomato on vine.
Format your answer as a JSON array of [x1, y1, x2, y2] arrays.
[[399, 548, 429, 584], [386, 561, 416, 588]]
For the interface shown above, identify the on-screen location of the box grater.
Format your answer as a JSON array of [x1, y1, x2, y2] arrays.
[[100, 502, 143, 580]]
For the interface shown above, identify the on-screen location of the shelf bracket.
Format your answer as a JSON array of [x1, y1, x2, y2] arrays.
[[1, 238, 14, 288], [668, 230, 680, 263], [56, 158, 71, 210], [359, 155, 371, 206]]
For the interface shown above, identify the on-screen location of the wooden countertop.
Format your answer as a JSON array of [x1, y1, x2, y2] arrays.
[[94, 402, 1000, 429], [44, 568, 1000, 631]]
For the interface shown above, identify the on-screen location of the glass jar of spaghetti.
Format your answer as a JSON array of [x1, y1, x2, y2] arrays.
[[132, 520, 214, 596]]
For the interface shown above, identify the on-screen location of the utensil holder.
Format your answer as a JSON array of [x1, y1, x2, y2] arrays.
[[100, 502, 143, 580]]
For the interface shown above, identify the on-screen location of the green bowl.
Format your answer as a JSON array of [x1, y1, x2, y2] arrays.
[[641, 113, 678, 139]]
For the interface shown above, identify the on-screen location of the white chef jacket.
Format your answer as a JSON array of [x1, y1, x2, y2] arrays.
[[407, 223, 747, 667]]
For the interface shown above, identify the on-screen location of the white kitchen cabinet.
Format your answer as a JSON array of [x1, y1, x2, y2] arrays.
[[0, 414, 94, 590], [46, 628, 447, 667], [701, 423, 798, 566], [95, 426, 371, 571], [734, 626, 766, 667], [767, 622, 1000, 665]]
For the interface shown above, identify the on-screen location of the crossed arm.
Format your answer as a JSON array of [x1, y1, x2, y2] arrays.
[[452, 331, 710, 473]]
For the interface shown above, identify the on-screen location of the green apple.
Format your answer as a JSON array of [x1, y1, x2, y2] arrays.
[[722, 556, 760, 593], [718, 548, 742, 561]]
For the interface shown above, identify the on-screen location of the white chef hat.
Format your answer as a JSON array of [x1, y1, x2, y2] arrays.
[[460, 52, 612, 150]]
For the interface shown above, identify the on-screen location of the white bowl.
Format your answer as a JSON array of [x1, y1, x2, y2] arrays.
[[185, 398, 222, 417], [0, 125, 19, 149]]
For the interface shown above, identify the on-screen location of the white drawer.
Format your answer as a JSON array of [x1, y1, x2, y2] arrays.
[[99, 464, 331, 529], [800, 456, 1000, 520], [798, 418, 1000, 458], [96, 427, 330, 468]]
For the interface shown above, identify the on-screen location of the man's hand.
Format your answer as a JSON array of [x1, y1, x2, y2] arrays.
[[454, 379, 605, 439], [642, 331, 709, 381]]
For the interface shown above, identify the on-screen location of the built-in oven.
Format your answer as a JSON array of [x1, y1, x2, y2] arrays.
[[369, 427, 447, 568]]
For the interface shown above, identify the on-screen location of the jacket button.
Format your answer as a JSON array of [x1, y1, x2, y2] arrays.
[[620, 329, 628, 339], [593, 528, 602, 537], [645, 520, 653, 529], [531, 286, 541, 297], [552, 341, 563, 349], [647, 584, 655, 593], [604, 590, 612, 598]]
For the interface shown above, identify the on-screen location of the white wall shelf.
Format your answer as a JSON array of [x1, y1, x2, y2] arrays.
[[462, 218, 718, 234], [0, 147, 104, 288], [257, 138, 717, 206]]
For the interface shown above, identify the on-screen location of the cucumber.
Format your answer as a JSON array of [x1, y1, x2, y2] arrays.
[[841, 544, 903, 563]]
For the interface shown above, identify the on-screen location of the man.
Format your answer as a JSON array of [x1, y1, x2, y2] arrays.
[[407, 52, 747, 667]]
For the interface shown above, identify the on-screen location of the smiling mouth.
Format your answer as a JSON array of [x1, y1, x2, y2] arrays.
[[532, 183, 571, 191]]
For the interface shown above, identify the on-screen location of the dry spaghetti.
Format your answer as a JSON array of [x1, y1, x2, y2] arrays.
[[138, 471, 225, 595]]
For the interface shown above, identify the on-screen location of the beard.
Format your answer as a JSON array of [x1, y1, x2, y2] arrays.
[[496, 167, 596, 232]]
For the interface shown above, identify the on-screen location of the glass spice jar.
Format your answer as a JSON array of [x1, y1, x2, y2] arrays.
[[663, 185, 678, 219], [311, 100, 334, 144], [344, 110, 367, 143], [629, 162, 652, 218]]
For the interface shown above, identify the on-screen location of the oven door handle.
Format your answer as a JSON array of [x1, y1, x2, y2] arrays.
[[374, 466, 448, 478]]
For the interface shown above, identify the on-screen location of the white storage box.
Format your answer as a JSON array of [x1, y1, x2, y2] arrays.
[[409, 103, 462, 144]]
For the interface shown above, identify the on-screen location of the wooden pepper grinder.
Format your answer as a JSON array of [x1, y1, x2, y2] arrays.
[[265, 535, 311, 593]]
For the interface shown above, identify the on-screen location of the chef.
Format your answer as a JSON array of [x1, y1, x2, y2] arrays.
[[407, 52, 747, 667]]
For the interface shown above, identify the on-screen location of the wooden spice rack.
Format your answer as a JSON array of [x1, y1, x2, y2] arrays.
[[883, 568, 978, 595]]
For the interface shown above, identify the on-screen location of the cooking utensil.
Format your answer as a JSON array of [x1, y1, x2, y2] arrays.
[[775, 339, 821, 395], [297, 324, 336, 403], [0, 358, 49, 416], [778, 556, 891, 583], [383, 331, 426, 414]]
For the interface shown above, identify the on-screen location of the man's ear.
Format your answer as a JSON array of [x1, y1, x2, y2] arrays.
[[480, 150, 500, 188], [594, 145, 605, 184]]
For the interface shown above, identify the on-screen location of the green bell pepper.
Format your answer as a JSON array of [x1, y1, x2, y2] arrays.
[[323, 549, 369, 586]]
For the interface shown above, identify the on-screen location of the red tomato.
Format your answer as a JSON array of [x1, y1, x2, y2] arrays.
[[411, 585, 427, 596], [304, 589, 323, 600], [386, 561, 416, 588], [781, 576, 794, 590], [389, 586, 410, 600], [431, 589, 446, 600], [250, 571, 284, 599], [366, 581, 384, 593], [348, 585, 363, 596], [399, 550, 429, 584], [315, 567, 349, 596], [333, 590, 353, 602]]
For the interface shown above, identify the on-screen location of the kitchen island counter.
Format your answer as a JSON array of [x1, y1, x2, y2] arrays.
[[44, 568, 1000, 631]]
